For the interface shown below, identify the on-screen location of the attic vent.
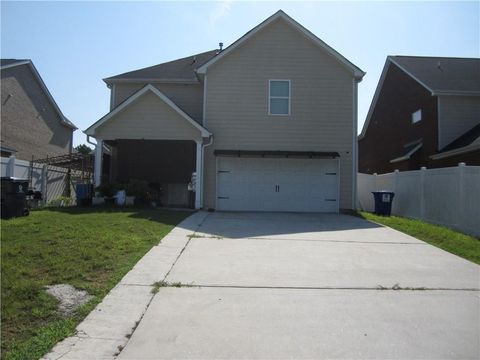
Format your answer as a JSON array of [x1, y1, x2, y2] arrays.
[[219, 42, 224, 51]]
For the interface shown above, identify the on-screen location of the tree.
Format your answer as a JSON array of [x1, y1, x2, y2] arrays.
[[74, 144, 93, 155]]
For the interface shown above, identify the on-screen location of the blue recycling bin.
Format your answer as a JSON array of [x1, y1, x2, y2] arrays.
[[372, 191, 395, 216], [75, 184, 93, 206]]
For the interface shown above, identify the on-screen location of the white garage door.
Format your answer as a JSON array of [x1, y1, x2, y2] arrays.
[[216, 157, 339, 212]]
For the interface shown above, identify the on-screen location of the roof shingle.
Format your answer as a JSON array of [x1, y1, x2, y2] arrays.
[[390, 56, 480, 94], [104, 50, 218, 83]]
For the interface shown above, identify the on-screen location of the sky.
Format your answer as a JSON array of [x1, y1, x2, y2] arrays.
[[1, 1, 479, 147]]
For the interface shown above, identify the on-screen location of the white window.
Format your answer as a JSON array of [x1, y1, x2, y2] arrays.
[[269, 80, 290, 115], [412, 109, 422, 124]]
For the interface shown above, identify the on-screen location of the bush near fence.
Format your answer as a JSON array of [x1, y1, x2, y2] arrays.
[[358, 164, 480, 238]]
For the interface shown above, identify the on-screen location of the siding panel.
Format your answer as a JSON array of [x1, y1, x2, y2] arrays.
[[203, 18, 355, 209], [114, 83, 204, 123], [439, 96, 480, 149], [95, 92, 201, 141]]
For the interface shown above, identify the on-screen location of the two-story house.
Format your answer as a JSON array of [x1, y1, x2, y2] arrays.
[[1, 59, 77, 160], [359, 56, 480, 174], [85, 10, 365, 212]]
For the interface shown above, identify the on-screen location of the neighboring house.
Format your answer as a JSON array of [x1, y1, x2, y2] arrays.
[[359, 56, 480, 174], [85, 10, 365, 211], [1, 59, 77, 161]]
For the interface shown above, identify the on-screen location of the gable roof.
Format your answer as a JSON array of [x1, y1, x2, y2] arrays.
[[1, 59, 77, 130], [104, 50, 218, 84], [390, 56, 480, 95], [359, 55, 480, 140], [196, 10, 365, 79], [84, 84, 211, 137]]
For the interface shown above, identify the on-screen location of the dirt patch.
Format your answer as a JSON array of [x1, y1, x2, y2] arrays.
[[45, 284, 93, 315]]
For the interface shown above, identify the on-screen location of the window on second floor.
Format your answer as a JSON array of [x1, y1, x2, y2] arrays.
[[411, 109, 422, 124], [269, 80, 290, 115]]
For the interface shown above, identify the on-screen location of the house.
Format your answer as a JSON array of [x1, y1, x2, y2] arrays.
[[359, 56, 480, 174], [1, 59, 77, 161], [85, 10, 365, 212]]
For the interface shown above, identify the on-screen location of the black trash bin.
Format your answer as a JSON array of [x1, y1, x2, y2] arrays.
[[372, 191, 395, 216], [1, 177, 30, 219]]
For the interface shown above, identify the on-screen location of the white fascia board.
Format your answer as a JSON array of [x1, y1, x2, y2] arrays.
[[430, 143, 480, 160], [432, 90, 480, 97], [103, 78, 200, 85], [84, 84, 211, 137], [389, 143, 423, 163], [196, 10, 365, 79], [2, 60, 78, 130], [0, 60, 31, 70]]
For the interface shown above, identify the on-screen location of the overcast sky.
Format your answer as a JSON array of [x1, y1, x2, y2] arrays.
[[2, 1, 479, 147]]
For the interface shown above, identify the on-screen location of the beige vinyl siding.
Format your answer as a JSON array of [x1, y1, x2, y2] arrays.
[[203, 17, 355, 210], [113, 83, 204, 123], [438, 96, 480, 150], [95, 92, 201, 141]]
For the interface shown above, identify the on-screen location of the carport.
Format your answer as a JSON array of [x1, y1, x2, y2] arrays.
[[84, 84, 211, 208]]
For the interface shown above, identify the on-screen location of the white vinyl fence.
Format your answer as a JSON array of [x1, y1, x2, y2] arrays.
[[358, 164, 480, 237], [1, 156, 73, 203]]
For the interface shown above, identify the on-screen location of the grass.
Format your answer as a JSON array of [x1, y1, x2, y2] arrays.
[[359, 211, 480, 265], [1, 207, 190, 360]]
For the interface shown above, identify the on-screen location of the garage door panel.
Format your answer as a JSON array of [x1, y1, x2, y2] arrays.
[[217, 157, 339, 213]]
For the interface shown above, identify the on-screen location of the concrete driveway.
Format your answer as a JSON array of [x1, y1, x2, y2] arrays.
[[119, 212, 479, 359]]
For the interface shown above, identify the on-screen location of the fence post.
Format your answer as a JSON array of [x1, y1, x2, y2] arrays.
[[457, 163, 466, 229], [420, 167, 426, 220], [41, 165, 48, 204], [7, 155, 16, 177]]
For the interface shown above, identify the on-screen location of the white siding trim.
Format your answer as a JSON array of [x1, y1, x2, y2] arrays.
[[85, 84, 211, 137], [389, 143, 423, 163], [203, 74, 208, 126], [109, 84, 116, 111], [196, 10, 365, 79], [195, 141, 202, 209], [352, 79, 358, 210], [429, 143, 480, 160]]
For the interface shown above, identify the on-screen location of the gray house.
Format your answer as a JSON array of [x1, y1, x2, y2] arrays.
[[85, 10, 364, 212], [1, 59, 77, 160]]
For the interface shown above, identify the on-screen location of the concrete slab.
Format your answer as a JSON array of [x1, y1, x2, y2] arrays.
[[75, 284, 152, 339], [167, 237, 480, 289], [195, 212, 424, 243], [120, 245, 181, 286], [42, 336, 123, 360], [118, 287, 480, 359], [44, 284, 153, 360]]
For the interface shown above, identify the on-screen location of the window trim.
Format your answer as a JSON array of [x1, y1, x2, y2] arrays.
[[411, 109, 422, 124], [268, 79, 291, 116]]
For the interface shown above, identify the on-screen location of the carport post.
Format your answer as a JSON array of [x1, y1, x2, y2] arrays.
[[195, 141, 202, 209], [94, 139, 103, 187]]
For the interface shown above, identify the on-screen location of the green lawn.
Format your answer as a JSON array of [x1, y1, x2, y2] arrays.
[[1, 207, 189, 360], [359, 211, 480, 265]]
